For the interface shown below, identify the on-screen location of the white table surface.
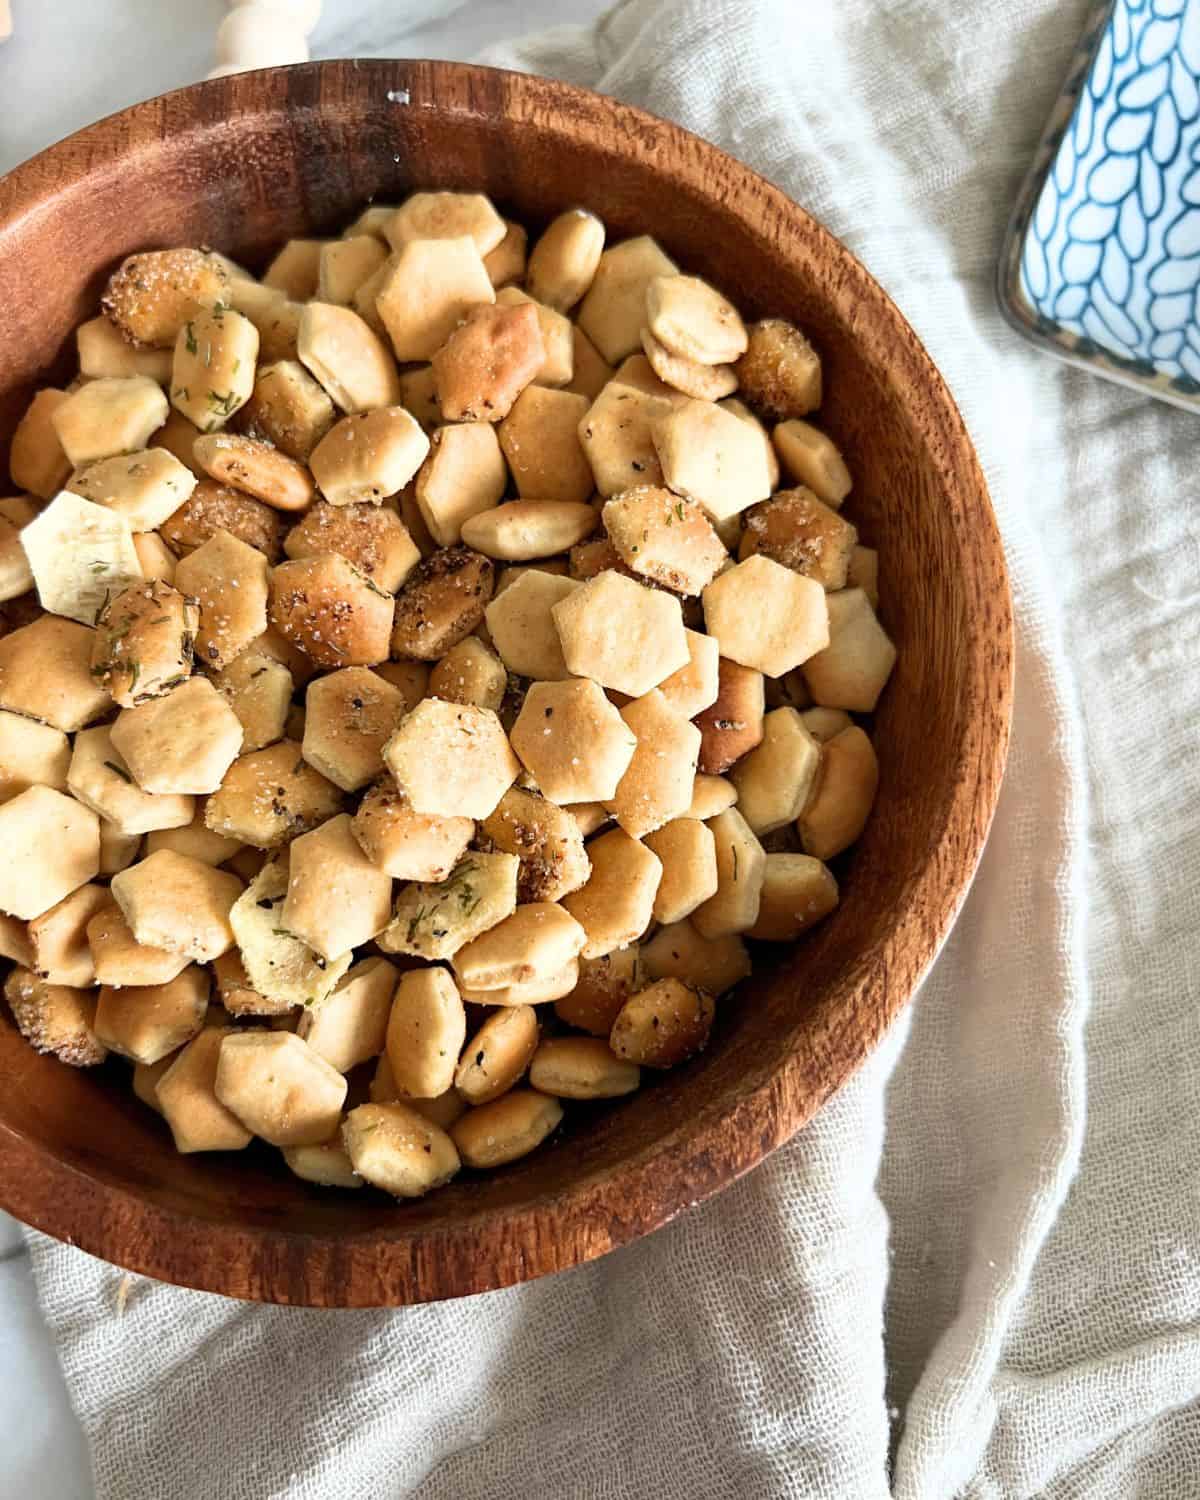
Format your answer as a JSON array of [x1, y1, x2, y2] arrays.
[[0, 3, 604, 1495]]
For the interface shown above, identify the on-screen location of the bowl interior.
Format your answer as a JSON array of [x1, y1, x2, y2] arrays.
[[0, 61, 1011, 1304]]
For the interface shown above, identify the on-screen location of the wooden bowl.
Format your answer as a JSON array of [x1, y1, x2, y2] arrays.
[[0, 61, 1012, 1305]]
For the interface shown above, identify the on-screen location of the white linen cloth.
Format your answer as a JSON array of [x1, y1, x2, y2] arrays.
[[12, 0, 1200, 1494]]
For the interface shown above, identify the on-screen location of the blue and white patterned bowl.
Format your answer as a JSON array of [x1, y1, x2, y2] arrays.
[[1000, 0, 1200, 408]]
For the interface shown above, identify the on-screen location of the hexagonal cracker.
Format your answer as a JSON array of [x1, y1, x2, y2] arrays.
[[454, 1005, 540, 1105], [494, 287, 574, 387], [342, 1100, 460, 1197], [0, 616, 111, 731], [67, 447, 197, 532], [772, 419, 851, 507], [552, 570, 689, 697], [690, 807, 766, 938], [97, 817, 142, 876], [801, 588, 897, 713], [479, 786, 590, 902], [738, 487, 857, 591], [131, 532, 177, 585], [457, 961, 580, 1008], [170, 307, 259, 433], [378, 850, 519, 962], [376, 237, 495, 362], [414, 422, 508, 544], [240, 358, 336, 462], [102, 247, 230, 349], [232, 285, 303, 365], [483, 219, 528, 288], [284, 500, 420, 593], [729, 707, 822, 835], [702, 554, 830, 678], [498, 386, 592, 504], [111, 849, 243, 962], [643, 818, 719, 925], [212, 650, 292, 752], [9, 388, 72, 499], [26, 882, 110, 987], [428, 636, 507, 712], [644, 274, 748, 367], [175, 529, 270, 670], [431, 302, 543, 422], [215, 1031, 347, 1147], [296, 955, 398, 1074], [746, 853, 839, 942], [553, 946, 641, 1036], [94, 965, 209, 1065], [298, 302, 403, 414], [561, 827, 661, 959], [67, 725, 194, 835], [485, 570, 579, 681], [795, 725, 879, 861], [144, 805, 241, 867], [3, 966, 107, 1066], [452, 902, 587, 991], [154, 1027, 253, 1152], [576, 235, 679, 364], [578, 360, 685, 495], [610, 977, 714, 1069], [382, 698, 518, 819], [657, 628, 720, 719], [211, 947, 284, 1018], [317, 234, 388, 306], [263, 239, 324, 300], [640, 917, 750, 996], [91, 581, 199, 707], [302, 666, 407, 792], [685, 773, 738, 821], [229, 856, 352, 1009], [110, 677, 244, 796], [694, 658, 765, 775], [736, 320, 823, 420], [384, 965, 468, 1099], [0, 709, 69, 802], [526, 209, 606, 313], [460, 500, 598, 563], [384, 193, 507, 257], [389, 545, 494, 662], [310, 407, 429, 507], [651, 398, 773, 523], [282, 813, 393, 959], [509, 678, 637, 805], [720, 396, 780, 490], [602, 487, 727, 595], [159, 478, 286, 561], [192, 433, 315, 513], [268, 554, 394, 668], [87, 902, 191, 988], [607, 689, 701, 839], [51, 376, 168, 467], [20, 490, 142, 625], [204, 739, 343, 849], [351, 777, 473, 881]]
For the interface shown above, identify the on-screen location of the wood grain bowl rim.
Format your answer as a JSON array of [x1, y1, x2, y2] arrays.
[[0, 60, 1013, 1306]]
